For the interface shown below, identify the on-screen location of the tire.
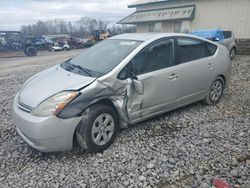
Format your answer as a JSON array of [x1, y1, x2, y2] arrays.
[[25, 46, 37, 56], [230, 47, 236, 60], [24, 49, 28, 55], [203, 77, 224, 105], [76, 104, 119, 153], [63, 47, 70, 51]]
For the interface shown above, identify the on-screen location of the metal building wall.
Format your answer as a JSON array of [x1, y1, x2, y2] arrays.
[[136, 23, 148, 33], [162, 21, 174, 32], [134, 0, 250, 39], [136, 22, 175, 33]]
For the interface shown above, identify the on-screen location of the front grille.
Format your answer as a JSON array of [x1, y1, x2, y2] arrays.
[[18, 102, 33, 113]]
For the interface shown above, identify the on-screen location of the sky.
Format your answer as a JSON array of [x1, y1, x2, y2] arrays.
[[0, 0, 137, 30]]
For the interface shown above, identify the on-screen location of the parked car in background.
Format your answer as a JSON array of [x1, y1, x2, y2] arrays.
[[0, 31, 37, 56], [190, 29, 237, 59], [48, 36, 95, 50], [67, 37, 86, 49], [25, 36, 53, 51], [83, 38, 96, 48], [50, 41, 70, 52], [221, 31, 237, 59], [13, 33, 231, 153]]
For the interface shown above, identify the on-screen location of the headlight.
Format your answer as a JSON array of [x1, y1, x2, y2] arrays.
[[31, 91, 79, 117]]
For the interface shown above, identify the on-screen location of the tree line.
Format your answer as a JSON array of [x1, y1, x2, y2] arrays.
[[20, 17, 136, 38]]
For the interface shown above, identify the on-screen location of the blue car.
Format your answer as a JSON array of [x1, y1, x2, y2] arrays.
[[191, 29, 236, 59]]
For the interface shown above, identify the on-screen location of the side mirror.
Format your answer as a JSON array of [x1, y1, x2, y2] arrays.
[[133, 79, 144, 95], [215, 37, 220, 41], [118, 61, 143, 94]]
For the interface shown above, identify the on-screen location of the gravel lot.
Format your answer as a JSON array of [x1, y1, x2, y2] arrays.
[[0, 52, 249, 188]]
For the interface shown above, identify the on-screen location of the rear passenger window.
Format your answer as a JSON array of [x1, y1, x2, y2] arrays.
[[177, 38, 211, 64]]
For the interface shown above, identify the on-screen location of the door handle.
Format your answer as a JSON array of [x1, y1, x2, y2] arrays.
[[168, 73, 178, 80], [208, 62, 214, 68]]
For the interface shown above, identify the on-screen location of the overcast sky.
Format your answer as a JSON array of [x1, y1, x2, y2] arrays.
[[0, 0, 136, 30]]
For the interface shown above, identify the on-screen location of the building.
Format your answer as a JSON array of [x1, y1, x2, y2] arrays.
[[119, 0, 250, 54]]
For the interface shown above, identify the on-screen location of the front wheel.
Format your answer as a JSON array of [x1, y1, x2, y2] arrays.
[[203, 77, 224, 105], [76, 104, 119, 153]]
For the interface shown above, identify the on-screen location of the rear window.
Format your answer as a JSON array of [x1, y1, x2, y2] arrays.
[[177, 38, 212, 63], [223, 31, 232, 39]]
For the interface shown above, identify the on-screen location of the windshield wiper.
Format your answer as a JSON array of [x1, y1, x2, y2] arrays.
[[63, 59, 73, 70], [71, 64, 93, 77], [63, 59, 93, 77]]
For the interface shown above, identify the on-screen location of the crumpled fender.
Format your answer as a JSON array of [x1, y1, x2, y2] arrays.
[[58, 77, 132, 128]]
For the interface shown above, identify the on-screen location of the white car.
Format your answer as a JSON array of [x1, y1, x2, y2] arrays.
[[50, 44, 70, 52]]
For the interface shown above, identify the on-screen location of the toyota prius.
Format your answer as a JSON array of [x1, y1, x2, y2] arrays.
[[13, 33, 231, 153]]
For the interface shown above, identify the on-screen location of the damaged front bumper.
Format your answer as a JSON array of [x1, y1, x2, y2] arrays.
[[13, 94, 82, 152]]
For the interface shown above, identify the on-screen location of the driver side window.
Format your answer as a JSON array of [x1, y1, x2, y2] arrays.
[[132, 39, 174, 75]]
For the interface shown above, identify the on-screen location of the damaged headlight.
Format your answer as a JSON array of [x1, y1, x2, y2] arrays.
[[31, 91, 79, 117]]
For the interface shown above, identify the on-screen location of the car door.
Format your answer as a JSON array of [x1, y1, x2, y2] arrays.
[[175, 37, 217, 107], [125, 38, 178, 121]]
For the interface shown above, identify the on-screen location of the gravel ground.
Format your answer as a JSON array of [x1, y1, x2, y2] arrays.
[[0, 54, 249, 188]]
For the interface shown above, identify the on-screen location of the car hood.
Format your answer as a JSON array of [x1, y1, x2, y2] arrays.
[[18, 65, 96, 108]]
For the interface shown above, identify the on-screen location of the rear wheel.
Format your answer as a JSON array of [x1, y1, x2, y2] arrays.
[[63, 47, 70, 51], [25, 46, 37, 56], [230, 47, 236, 60], [76, 104, 119, 153], [203, 77, 224, 105]]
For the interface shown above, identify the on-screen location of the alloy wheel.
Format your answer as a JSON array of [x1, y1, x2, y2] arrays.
[[91, 113, 115, 146], [230, 48, 236, 59], [210, 80, 223, 102]]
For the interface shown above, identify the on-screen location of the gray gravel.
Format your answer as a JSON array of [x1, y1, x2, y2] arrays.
[[0, 54, 249, 188]]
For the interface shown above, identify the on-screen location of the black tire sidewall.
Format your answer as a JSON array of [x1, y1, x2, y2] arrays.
[[77, 104, 119, 153], [26, 46, 37, 56]]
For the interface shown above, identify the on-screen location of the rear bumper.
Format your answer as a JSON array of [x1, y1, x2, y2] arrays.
[[13, 94, 81, 152]]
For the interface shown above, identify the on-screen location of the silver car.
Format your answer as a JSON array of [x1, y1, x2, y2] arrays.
[[221, 31, 237, 60], [13, 33, 231, 153], [191, 30, 237, 60]]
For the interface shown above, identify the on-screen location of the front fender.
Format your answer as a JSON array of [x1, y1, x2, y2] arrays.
[[57, 79, 130, 128]]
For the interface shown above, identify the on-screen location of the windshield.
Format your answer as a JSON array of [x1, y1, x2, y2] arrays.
[[61, 39, 142, 77]]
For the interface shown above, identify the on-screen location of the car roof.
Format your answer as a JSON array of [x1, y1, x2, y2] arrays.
[[109, 33, 204, 42]]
